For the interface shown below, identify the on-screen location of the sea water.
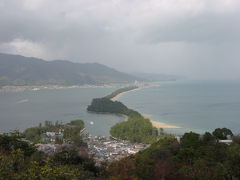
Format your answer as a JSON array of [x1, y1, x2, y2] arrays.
[[0, 87, 123, 136], [1, 81, 240, 136], [119, 80, 240, 135]]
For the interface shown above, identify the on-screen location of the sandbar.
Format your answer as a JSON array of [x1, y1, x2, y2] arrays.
[[143, 114, 181, 129]]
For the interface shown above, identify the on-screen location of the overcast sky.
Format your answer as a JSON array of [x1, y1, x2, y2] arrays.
[[0, 0, 240, 80]]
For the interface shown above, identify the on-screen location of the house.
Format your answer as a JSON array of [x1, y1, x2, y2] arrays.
[[219, 139, 233, 145], [41, 131, 63, 143]]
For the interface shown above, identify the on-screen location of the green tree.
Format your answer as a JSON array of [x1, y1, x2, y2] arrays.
[[0, 134, 35, 156], [226, 143, 240, 178], [212, 128, 233, 140], [202, 132, 216, 145], [180, 131, 201, 148]]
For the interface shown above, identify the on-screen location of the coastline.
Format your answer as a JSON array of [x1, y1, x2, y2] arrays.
[[150, 121, 181, 129], [121, 114, 129, 121], [110, 83, 157, 101], [110, 87, 142, 101], [0, 83, 130, 93], [111, 86, 181, 129], [142, 114, 181, 129]]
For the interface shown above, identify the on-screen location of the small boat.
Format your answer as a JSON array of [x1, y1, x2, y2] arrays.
[[90, 121, 94, 125]]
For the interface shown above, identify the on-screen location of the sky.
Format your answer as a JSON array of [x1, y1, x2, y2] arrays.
[[0, 0, 240, 80]]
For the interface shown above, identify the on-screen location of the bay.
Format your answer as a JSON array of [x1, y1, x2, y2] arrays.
[[0, 87, 123, 136], [1, 80, 240, 136]]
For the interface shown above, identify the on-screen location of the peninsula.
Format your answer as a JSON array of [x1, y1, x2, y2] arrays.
[[109, 86, 181, 129], [87, 85, 180, 143]]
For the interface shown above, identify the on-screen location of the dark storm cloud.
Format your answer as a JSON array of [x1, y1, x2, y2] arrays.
[[0, 0, 239, 79]]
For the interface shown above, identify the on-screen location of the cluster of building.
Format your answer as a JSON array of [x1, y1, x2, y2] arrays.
[[35, 143, 62, 154], [86, 136, 148, 166], [35, 130, 64, 154], [40, 130, 64, 143], [35, 132, 234, 165], [35, 134, 148, 164], [0, 83, 144, 92]]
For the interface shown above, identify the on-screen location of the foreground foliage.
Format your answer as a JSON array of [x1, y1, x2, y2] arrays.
[[1, 128, 240, 180], [0, 133, 102, 180], [107, 128, 240, 180]]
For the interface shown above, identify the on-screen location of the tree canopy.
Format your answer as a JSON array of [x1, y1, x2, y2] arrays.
[[0, 133, 102, 180], [212, 128, 233, 140], [107, 129, 240, 180]]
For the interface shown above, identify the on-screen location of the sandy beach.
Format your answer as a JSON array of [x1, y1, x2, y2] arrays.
[[110, 91, 128, 101], [111, 85, 181, 129], [142, 114, 181, 129], [110, 87, 142, 101], [121, 113, 181, 129], [121, 114, 129, 121], [150, 120, 181, 129]]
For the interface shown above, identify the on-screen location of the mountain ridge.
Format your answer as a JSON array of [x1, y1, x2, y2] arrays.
[[0, 53, 142, 86]]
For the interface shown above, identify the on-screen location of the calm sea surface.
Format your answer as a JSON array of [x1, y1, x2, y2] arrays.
[[0, 87, 123, 136], [1, 81, 240, 136], [119, 81, 240, 135]]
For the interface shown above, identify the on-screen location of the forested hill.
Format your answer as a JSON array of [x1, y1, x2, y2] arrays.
[[0, 53, 142, 86], [87, 87, 158, 143]]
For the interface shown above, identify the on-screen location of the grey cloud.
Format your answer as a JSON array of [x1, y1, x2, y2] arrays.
[[141, 12, 240, 43], [0, 0, 240, 80]]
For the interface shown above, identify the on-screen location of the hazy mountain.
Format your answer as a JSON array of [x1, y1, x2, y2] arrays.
[[0, 53, 142, 86]]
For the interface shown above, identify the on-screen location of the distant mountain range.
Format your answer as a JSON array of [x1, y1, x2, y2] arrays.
[[0, 53, 142, 86]]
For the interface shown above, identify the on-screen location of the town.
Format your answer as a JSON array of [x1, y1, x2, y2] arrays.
[[35, 132, 148, 165], [25, 120, 149, 165], [34, 128, 233, 166], [86, 136, 148, 166]]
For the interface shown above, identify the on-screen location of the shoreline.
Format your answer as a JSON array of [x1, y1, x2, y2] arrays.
[[110, 83, 157, 101], [87, 111, 129, 122], [110, 86, 181, 129], [110, 87, 142, 101], [0, 84, 134, 93], [151, 120, 181, 129], [142, 114, 181, 129]]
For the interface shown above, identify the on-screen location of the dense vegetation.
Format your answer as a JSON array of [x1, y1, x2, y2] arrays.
[[23, 120, 84, 143], [87, 87, 158, 143], [2, 128, 240, 179], [87, 98, 129, 114], [110, 116, 158, 143], [0, 133, 102, 179], [87, 98, 141, 117], [107, 128, 240, 180]]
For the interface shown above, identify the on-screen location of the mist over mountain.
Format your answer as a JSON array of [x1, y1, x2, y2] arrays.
[[132, 72, 179, 82], [0, 53, 142, 86]]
